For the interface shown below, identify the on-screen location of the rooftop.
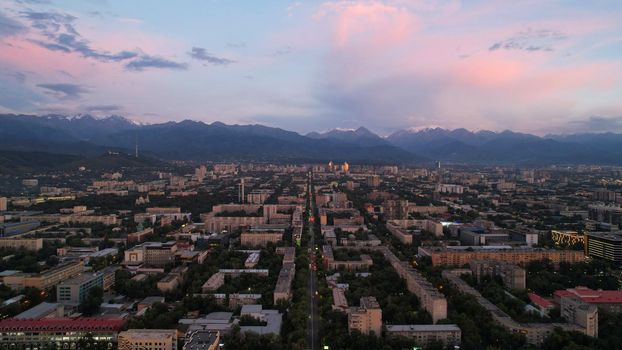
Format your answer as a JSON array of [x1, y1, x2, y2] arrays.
[[14, 302, 60, 319], [555, 287, 622, 304], [119, 329, 176, 338], [0, 317, 126, 332], [528, 293, 554, 309], [587, 232, 622, 242], [386, 324, 461, 332], [184, 330, 219, 349]]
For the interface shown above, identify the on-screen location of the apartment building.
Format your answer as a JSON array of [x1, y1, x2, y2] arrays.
[[273, 262, 295, 304], [202, 272, 225, 293], [386, 324, 461, 347], [375, 246, 447, 323], [418, 246, 584, 267], [348, 297, 382, 336], [240, 230, 284, 247], [560, 297, 598, 337], [0, 238, 43, 251], [470, 260, 526, 290]]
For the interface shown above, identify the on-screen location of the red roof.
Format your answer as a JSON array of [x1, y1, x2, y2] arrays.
[[0, 317, 127, 332], [528, 293, 554, 309], [554, 286, 622, 304]]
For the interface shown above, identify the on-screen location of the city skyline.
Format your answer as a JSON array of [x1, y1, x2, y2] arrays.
[[1, 1, 622, 135]]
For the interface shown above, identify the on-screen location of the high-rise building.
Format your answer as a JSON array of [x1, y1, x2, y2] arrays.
[[588, 204, 622, 228], [592, 189, 617, 203], [585, 232, 622, 263], [342, 162, 350, 173], [0, 197, 7, 211]]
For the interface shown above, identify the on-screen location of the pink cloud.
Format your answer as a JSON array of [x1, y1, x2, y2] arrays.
[[315, 2, 419, 48]]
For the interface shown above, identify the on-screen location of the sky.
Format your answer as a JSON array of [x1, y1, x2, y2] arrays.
[[1, 0, 622, 135]]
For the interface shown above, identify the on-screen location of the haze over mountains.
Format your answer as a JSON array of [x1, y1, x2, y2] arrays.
[[2, 114, 622, 166]]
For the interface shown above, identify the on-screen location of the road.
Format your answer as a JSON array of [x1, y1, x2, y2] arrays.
[[306, 175, 321, 350]]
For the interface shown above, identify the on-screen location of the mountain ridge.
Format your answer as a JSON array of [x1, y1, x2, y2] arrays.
[[3, 114, 622, 165]]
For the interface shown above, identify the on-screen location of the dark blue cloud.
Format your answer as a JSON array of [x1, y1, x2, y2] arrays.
[[0, 10, 27, 37], [36, 83, 90, 99], [84, 104, 123, 112], [490, 28, 565, 52], [21, 10, 138, 62], [125, 55, 188, 71], [6, 71, 27, 83], [189, 47, 235, 65]]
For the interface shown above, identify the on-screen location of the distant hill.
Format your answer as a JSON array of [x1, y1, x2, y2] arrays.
[[0, 150, 164, 175], [62, 152, 165, 171], [0, 150, 80, 174]]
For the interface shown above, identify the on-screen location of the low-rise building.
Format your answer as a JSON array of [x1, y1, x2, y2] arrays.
[[240, 230, 283, 247], [118, 329, 177, 350], [0, 318, 126, 346], [244, 252, 260, 268], [183, 330, 220, 350], [202, 272, 225, 293], [239, 304, 282, 335], [157, 273, 181, 293]]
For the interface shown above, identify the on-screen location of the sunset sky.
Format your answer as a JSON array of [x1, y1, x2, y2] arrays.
[[1, 0, 621, 135]]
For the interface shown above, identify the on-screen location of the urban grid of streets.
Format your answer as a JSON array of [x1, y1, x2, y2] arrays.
[[306, 174, 321, 350]]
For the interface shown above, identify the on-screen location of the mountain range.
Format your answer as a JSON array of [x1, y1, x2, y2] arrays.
[[0, 114, 419, 165], [1, 114, 622, 166]]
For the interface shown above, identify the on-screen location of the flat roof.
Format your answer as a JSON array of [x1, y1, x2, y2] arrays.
[[555, 287, 622, 304], [14, 302, 59, 319], [58, 272, 100, 286], [386, 324, 461, 332], [184, 330, 219, 349], [241, 304, 262, 314], [0, 317, 126, 332], [119, 329, 176, 338], [587, 232, 622, 242]]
